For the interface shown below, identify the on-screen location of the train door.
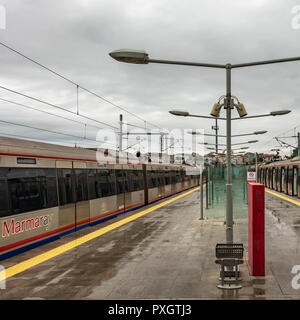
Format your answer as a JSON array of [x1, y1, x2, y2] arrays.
[[175, 169, 182, 191], [269, 168, 272, 188], [122, 166, 131, 212], [164, 168, 172, 195], [56, 161, 90, 232], [158, 169, 165, 197], [73, 162, 90, 229], [276, 167, 280, 191], [146, 168, 159, 202], [287, 166, 293, 195], [170, 169, 177, 193], [115, 167, 126, 212], [293, 166, 298, 196], [56, 161, 76, 231], [280, 167, 285, 192], [272, 168, 276, 189], [284, 167, 288, 194], [124, 166, 144, 210]]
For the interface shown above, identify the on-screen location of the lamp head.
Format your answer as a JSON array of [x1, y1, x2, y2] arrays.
[[109, 49, 149, 64], [236, 103, 248, 118], [270, 110, 291, 116], [169, 110, 189, 117], [210, 103, 222, 117], [187, 130, 203, 135]]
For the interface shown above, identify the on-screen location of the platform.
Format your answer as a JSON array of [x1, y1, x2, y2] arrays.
[[0, 186, 300, 299]]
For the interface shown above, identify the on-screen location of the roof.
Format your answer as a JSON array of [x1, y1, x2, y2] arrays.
[[0, 136, 192, 168]]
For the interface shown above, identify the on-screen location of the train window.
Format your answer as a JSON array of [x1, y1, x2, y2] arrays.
[[157, 170, 165, 185], [108, 170, 117, 196], [146, 172, 151, 188], [165, 170, 171, 185], [152, 171, 157, 188], [125, 170, 132, 192], [175, 170, 181, 183], [127, 170, 144, 192], [17, 158, 36, 165], [147, 170, 157, 188], [74, 169, 88, 202], [136, 170, 144, 190], [123, 171, 130, 193], [7, 168, 58, 214], [96, 169, 116, 197], [57, 169, 74, 205], [42, 169, 58, 208], [87, 169, 97, 200], [171, 170, 176, 184], [116, 170, 124, 194], [134, 170, 141, 191]]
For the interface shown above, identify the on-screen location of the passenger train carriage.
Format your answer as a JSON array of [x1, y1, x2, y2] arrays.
[[0, 137, 199, 260], [257, 156, 300, 198]]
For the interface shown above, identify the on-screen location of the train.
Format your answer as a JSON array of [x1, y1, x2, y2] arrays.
[[0, 136, 200, 260], [257, 156, 300, 198]]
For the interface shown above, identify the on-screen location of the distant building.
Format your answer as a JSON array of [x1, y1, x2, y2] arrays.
[[261, 153, 275, 162], [241, 152, 254, 165], [204, 152, 217, 165]]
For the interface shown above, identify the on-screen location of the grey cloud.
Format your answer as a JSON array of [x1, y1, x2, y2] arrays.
[[0, 0, 299, 154]]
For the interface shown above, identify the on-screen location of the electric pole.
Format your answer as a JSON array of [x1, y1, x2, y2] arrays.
[[119, 114, 123, 151]]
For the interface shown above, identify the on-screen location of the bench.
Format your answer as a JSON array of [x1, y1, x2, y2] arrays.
[[215, 243, 244, 289]]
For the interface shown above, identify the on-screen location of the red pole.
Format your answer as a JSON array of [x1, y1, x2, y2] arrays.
[[248, 182, 265, 276]]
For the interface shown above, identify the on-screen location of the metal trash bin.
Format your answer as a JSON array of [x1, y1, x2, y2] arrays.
[[215, 243, 244, 289]]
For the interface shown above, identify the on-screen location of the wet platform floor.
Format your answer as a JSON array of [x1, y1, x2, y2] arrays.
[[0, 187, 300, 299]]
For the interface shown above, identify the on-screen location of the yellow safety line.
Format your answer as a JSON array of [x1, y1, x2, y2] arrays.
[[0, 186, 200, 282], [265, 189, 300, 206]]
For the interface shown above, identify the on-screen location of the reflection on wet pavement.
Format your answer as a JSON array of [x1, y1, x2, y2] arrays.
[[0, 188, 299, 299]]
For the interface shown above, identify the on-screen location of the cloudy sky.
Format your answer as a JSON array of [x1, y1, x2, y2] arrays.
[[0, 0, 299, 156]]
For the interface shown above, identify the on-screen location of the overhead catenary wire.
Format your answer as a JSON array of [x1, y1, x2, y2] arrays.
[[275, 124, 300, 137], [0, 118, 116, 146], [0, 94, 151, 134], [0, 97, 160, 150], [0, 85, 118, 130], [0, 40, 162, 130], [0, 97, 104, 131]]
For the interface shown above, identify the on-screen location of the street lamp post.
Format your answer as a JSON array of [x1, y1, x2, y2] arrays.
[[214, 118, 219, 158], [109, 49, 294, 243], [119, 114, 123, 151], [225, 65, 234, 242]]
